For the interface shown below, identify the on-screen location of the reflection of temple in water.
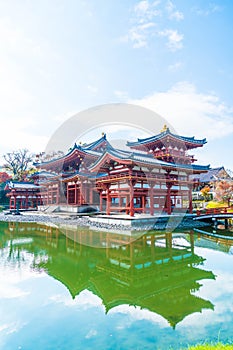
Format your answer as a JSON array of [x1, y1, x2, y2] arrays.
[[1, 222, 216, 328]]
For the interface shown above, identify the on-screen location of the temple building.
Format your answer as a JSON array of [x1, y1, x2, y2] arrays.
[[5, 126, 210, 214], [4, 181, 42, 210]]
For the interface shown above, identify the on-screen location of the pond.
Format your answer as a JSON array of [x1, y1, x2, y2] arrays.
[[0, 221, 233, 350]]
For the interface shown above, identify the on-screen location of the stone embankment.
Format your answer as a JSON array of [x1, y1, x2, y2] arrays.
[[0, 211, 210, 232], [0, 212, 89, 226]]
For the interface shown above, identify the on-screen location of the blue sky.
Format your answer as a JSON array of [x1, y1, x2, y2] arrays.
[[0, 0, 233, 169]]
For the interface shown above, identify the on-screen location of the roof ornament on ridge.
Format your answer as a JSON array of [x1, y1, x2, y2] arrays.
[[160, 124, 169, 133]]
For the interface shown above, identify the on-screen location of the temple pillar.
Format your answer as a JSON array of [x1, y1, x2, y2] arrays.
[[80, 180, 84, 205], [119, 195, 122, 209], [66, 185, 69, 204], [106, 186, 111, 215], [56, 184, 60, 205], [12, 196, 16, 209], [142, 195, 145, 213], [74, 182, 77, 205], [166, 184, 172, 214], [165, 170, 172, 215], [148, 180, 155, 216], [47, 188, 49, 205], [99, 190, 103, 212], [89, 185, 93, 205], [188, 184, 193, 214], [129, 179, 134, 217], [25, 193, 29, 209]]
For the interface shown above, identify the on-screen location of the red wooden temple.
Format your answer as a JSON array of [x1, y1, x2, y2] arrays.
[[5, 126, 209, 214], [5, 181, 42, 210]]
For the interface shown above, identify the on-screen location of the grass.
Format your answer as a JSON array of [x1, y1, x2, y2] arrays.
[[206, 201, 228, 209], [186, 344, 233, 349], [205, 201, 233, 213]]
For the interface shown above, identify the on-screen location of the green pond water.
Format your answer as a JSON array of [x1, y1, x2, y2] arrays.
[[0, 221, 233, 350]]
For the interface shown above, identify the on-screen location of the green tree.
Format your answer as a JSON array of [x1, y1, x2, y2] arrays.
[[200, 186, 211, 201]]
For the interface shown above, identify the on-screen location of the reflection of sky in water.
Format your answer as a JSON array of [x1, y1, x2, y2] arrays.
[[0, 227, 233, 349]]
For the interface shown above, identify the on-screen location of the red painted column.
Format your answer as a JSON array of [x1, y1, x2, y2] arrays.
[[119, 195, 122, 209], [142, 196, 145, 213], [11, 196, 16, 209], [80, 180, 84, 205], [89, 185, 93, 205], [106, 186, 111, 215], [25, 193, 29, 209], [166, 184, 172, 215], [99, 191, 103, 212], [165, 170, 172, 215], [56, 183, 60, 205], [188, 185, 193, 214], [66, 185, 69, 204], [149, 182, 154, 216], [74, 182, 77, 205], [129, 179, 134, 217]]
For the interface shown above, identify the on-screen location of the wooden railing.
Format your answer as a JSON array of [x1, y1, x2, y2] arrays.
[[196, 207, 232, 216]]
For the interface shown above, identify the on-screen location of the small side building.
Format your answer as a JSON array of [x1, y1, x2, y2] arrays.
[[4, 181, 42, 210]]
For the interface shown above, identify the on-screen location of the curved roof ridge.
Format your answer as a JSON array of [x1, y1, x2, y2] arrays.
[[82, 133, 107, 150], [34, 143, 99, 167], [127, 128, 207, 147]]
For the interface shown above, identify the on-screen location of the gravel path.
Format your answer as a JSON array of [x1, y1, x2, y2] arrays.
[[0, 212, 89, 226]]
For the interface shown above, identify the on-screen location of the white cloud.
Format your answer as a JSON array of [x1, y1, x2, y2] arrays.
[[85, 329, 98, 339], [87, 84, 98, 94], [129, 81, 233, 141], [121, 0, 160, 49], [122, 22, 156, 49], [134, 0, 150, 15], [134, 1, 161, 21], [192, 3, 222, 16], [0, 17, 57, 157], [158, 29, 183, 51], [109, 304, 169, 327], [114, 90, 129, 100], [0, 251, 45, 299], [166, 1, 184, 21], [168, 61, 183, 71], [48, 290, 103, 308], [122, 1, 184, 50]]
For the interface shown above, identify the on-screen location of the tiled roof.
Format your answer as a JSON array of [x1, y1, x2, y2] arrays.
[[62, 171, 108, 182], [82, 133, 107, 150], [88, 146, 210, 172], [34, 143, 100, 166], [28, 171, 58, 178], [33, 133, 209, 175], [127, 128, 207, 147], [192, 167, 231, 182], [6, 181, 39, 190]]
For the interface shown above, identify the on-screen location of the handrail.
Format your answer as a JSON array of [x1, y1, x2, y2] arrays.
[[196, 206, 232, 216]]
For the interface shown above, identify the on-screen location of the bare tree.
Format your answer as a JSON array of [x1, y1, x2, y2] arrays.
[[3, 149, 33, 181], [35, 150, 64, 162]]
